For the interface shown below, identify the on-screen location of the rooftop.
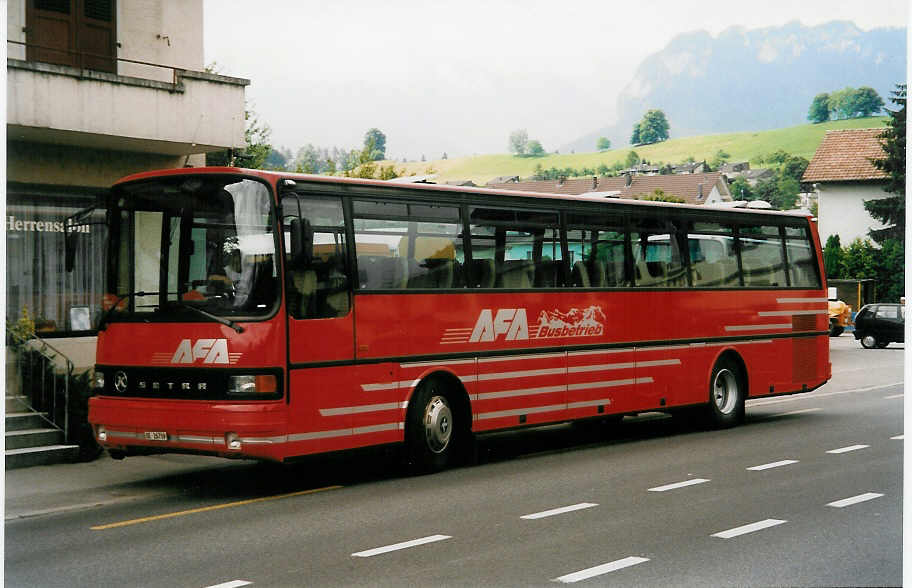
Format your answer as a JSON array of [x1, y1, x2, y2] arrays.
[[802, 128, 889, 183]]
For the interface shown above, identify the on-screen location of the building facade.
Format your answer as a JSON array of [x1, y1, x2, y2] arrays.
[[802, 129, 892, 246], [7, 0, 249, 366]]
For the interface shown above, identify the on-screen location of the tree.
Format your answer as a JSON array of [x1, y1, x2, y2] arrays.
[[822, 235, 843, 277], [596, 137, 612, 151], [363, 128, 386, 161], [710, 149, 730, 169], [527, 140, 545, 157], [867, 84, 906, 245], [772, 176, 800, 210], [854, 87, 885, 117], [729, 176, 754, 201], [808, 93, 831, 123], [634, 109, 670, 144], [509, 129, 529, 156], [641, 189, 685, 203], [780, 155, 809, 182], [625, 150, 640, 168], [630, 123, 641, 145]]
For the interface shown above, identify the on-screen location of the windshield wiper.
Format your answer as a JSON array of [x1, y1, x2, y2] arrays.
[[98, 292, 244, 333], [169, 300, 245, 333], [97, 291, 158, 331]]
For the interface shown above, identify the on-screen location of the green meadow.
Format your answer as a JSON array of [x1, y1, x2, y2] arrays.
[[390, 117, 888, 185]]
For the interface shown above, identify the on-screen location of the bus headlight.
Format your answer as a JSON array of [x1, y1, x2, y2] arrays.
[[227, 374, 277, 396], [94, 370, 105, 391], [97, 426, 107, 442]]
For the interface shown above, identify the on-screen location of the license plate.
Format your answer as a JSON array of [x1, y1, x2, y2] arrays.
[[144, 431, 168, 441]]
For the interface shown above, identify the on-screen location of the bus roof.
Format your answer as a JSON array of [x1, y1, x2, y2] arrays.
[[113, 166, 814, 220]]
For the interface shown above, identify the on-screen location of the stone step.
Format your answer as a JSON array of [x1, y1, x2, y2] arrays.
[[6, 395, 31, 413], [6, 412, 52, 431], [6, 445, 79, 469], [6, 427, 65, 450]]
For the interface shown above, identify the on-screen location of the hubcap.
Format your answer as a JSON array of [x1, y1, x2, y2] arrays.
[[423, 395, 453, 454], [862, 335, 876, 348], [713, 368, 738, 415]]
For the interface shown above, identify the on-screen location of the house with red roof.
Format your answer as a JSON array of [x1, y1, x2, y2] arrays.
[[802, 128, 892, 245], [486, 172, 732, 206]]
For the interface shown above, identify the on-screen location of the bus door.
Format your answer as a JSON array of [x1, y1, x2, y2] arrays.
[[282, 193, 357, 452]]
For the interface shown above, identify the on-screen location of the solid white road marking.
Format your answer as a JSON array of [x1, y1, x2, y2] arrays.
[[884, 393, 904, 399], [779, 408, 822, 416], [553, 556, 650, 583], [746, 460, 799, 471], [826, 444, 869, 454], [826, 493, 884, 508], [648, 478, 710, 492], [748, 382, 903, 407], [891, 435, 904, 440], [712, 519, 787, 539], [521, 503, 598, 520], [204, 581, 252, 588], [351, 534, 451, 557]]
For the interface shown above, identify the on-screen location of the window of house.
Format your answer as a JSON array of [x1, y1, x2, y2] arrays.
[[26, 0, 116, 72]]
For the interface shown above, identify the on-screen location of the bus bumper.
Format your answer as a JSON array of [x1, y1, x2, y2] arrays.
[[89, 396, 288, 461]]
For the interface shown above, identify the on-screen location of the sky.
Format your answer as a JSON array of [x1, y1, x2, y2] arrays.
[[203, 0, 909, 161]]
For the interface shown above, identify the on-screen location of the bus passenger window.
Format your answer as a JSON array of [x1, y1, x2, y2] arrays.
[[282, 195, 350, 319], [631, 217, 687, 288], [468, 207, 561, 289], [687, 222, 738, 288]]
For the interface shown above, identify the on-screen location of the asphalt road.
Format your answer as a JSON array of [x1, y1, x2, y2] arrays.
[[5, 335, 904, 587]]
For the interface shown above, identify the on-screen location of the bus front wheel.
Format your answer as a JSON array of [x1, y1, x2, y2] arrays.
[[406, 378, 463, 472], [706, 358, 745, 428]]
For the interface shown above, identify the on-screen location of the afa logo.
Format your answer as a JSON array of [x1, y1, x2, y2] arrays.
[[171, 338, 230, 364], [469, 308, 529, 342], [443, 305, 606, 345]]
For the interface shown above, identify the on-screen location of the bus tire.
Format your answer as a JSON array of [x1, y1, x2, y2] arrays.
[[706, 357, 745, 428], [406, 377, 463, 472]]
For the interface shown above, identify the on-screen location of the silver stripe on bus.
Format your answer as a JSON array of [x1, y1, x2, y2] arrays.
[[568, 377, 652, 391], [724, 324, 792, 331], [568, 348, 635, 357], [476, 384, 567, 401], [475, 367, 566, 382], [568, 398, 615, 410], [568, 362, 635, 373], [776, 297, 828, 304], [176, 435, 219, 444], [287, 422, 402, 442], [477, 404, 566, 420], [106, 429, 140, 439], [641, 344, 691, 352], [362, 382, 399, 392], [758, 310, 828, 316], [478, 352, 566, 363], [320, 401, 408, 417], [238, 435, 286, 444], [401, 358, 476, 368]]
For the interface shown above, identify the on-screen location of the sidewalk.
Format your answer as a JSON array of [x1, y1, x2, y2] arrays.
[[5, 452, 254, 521]]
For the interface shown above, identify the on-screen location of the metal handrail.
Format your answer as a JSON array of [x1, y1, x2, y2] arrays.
[[7, 39, 184, 83], [6, 323, 73, 439]]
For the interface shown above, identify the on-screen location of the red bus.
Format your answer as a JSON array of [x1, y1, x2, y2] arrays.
[[77, 167, 830, 470]]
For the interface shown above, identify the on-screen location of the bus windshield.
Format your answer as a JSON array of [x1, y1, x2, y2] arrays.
[[106, 176, 279, 321]]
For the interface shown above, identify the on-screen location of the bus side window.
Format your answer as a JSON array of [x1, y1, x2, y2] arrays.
[[282, 195, 350, 319]]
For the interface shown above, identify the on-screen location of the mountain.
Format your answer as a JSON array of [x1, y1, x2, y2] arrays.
[[564, 21, 906, 153]]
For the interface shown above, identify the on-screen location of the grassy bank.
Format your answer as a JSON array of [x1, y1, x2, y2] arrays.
[[387, 117, 887, 185]]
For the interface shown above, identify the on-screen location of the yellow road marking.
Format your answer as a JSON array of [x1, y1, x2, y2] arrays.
[[91, 485, 343, 531]]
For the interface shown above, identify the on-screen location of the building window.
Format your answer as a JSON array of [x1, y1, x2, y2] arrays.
[[6, 185, 108, 335], [26, 0, 117, 73]]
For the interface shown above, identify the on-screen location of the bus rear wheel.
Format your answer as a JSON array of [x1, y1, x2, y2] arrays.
[[706, 358, 745, 428], [406, 378, 463, 472]]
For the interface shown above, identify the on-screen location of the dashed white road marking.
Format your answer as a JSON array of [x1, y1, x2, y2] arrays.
[[712, 519, 787, 539], [553, 556, 650, 583], [204, 581, 252, 588], [746, 459, 799, 471], [826, 444, 869, 454], [521, 503, 598, 520], [884, 393, 903, 399], [891, 435, 904, 440], [648, 478, 710, 492], [352, 534, 451, 557], [827, 493, 884, 508]]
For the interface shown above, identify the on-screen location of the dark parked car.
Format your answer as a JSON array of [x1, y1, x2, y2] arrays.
[[853, 303, 905, 348]]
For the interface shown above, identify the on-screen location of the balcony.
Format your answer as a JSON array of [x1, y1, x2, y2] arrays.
[[7, 42, 250, 156]]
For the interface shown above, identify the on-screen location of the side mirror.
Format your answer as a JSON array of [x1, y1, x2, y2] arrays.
[[289, 218, 313, 267]]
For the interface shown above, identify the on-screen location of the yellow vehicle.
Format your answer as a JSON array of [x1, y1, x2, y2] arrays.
[[828, 297, 851, 337]]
